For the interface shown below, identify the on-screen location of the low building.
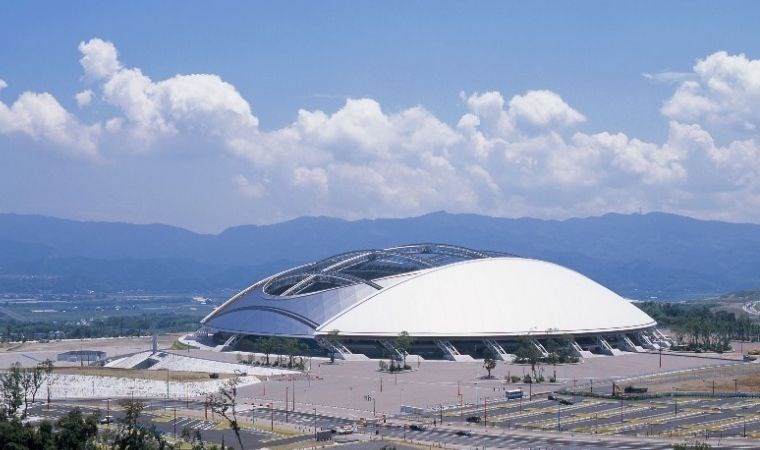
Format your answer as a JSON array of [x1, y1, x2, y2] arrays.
[[56, 350, 107, 364]]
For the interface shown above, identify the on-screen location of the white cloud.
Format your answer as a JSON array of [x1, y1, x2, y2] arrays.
[[0, 89, 99, 158], [662, 51, 760, 131], [5, 40, 760, 225], [233, 174, 266, 199], [79, 39, 121, 80], [643, 71, 693, 83], [508, 90, 586, 131], [75, 89, 93, 107], [0, 79, 7, 91], [89, 44, 259, 144]]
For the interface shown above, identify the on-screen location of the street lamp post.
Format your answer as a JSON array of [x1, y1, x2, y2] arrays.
[[313, 408, 317, 442]]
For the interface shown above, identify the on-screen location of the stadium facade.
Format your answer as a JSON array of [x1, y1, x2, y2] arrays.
[[200, 244, 670, 361]]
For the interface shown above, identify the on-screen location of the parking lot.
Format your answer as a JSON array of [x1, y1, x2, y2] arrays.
[[430, 394, 760, 440]]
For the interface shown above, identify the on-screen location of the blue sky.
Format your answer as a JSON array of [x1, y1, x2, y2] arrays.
[[2, 2, 760, 232]]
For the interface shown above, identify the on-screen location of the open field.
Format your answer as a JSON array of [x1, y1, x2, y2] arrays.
[[0, 292, 221, 323], [626, 363, 760, 394]]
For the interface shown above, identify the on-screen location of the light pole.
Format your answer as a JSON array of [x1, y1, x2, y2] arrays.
[[659, 347, 662, 368], [313, 408, 317, 442], [557, 402, 561, 431]]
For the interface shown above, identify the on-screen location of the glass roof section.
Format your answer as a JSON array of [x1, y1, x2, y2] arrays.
[[263, 244, 511, 297]]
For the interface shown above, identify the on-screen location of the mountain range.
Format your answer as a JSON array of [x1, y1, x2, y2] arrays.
[[1, 211, 759, 299]]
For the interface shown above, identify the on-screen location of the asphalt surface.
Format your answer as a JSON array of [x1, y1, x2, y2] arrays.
[[24, 395, 760, 449]]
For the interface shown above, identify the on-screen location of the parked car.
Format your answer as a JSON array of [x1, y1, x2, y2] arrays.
[[455, 430, 472, 436], [558, 398, 574, 405], [465, 416, 481, 423], [547, 394, 557, 401], [99, 415, 115, 424], [409, 424, 427, 431]]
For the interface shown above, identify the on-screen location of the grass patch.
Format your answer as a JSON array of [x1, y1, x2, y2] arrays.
[[171, 340, 198, 351]]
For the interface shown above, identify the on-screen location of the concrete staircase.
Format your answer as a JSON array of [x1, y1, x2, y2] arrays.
[[435, 340, 474, 361]]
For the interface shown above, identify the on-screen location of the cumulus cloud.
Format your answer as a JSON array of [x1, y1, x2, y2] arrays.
[[663, 51, 760, 131], [76, 38, 259, 145], [3, 39, 760, 225], [79, 39, 121, 80], [0, 87, 99, 158], [75, 89, 93, 107], [233, 174, 266, 199]]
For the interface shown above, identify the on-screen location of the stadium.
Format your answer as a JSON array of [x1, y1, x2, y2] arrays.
[[200, 244, 670, 361]]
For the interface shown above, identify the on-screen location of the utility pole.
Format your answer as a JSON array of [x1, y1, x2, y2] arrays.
[[173, 407, 177, 439], [285, 387, 289, 422], [271, 403, 274, 431], [484, 397, 487, 427], [557, 402, 561, 431], [314, 408, 317, 442]]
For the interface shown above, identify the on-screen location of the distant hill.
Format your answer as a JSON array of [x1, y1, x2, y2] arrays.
[[1, 212, 759, 299]]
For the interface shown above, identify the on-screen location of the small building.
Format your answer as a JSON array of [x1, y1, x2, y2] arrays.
[[56, 350, 107, 364]]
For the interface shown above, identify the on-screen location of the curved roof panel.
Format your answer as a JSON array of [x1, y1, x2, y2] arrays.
[[317, 257, 656, 337]]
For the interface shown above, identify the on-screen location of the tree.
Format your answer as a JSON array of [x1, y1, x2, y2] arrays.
[[0, 363, 23, 420], [515, 339, 542, 380], [482, 347, 497, 379], [55, 408, 98, 450], [207, 376, 243, 450], [259, 337, 280, 365], [324, 329, 341, 364], [111, 399, 171, 450], [395, 331, 413, 367], [20, 359, 54, 417], [282, 338, 300, 368]]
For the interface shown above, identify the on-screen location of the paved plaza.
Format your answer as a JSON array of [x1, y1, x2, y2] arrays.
[[237, 351, 746, 418]]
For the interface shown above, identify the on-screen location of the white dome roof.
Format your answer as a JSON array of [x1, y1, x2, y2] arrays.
[[317, 257, 655, 338]]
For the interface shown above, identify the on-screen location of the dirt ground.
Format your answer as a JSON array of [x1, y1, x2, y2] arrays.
[[633, 363, 760, 393]]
